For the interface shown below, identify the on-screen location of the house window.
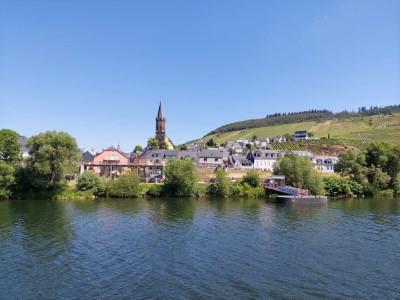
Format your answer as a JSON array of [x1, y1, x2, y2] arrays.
[[215, 158, 218, 162], [204, 158, 207, 162]]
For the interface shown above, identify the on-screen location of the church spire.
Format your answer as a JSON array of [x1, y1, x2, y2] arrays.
[[157, 101, 165, 120]]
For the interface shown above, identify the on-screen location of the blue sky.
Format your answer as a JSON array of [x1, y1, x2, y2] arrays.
[[1, 0, 399, 153]]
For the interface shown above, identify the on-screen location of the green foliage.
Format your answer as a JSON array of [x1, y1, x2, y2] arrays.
[[274, 153, 325, 195], [146, 184, 164, 197], [375, 189, 394, 198], [323, 176, 363, 197], [241, 182, 265, 198], [160, 141, 169, 149], [0, 129, 21, 165], [242, 170, 261, 188], [335, 149, 368, 183], [164, 158, 197, 197], [193, 183, 209, 197], [105, 172, 140, 197], [133, 145, 143, 153], [148, 137, 159, 149], [0, 162, 15, 199], [77, 171, 105, 196], [206, 138, 215, 147], [211, 169, 230, 197], [26, 131, 81, 190]]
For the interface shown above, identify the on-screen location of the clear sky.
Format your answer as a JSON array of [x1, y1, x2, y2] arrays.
[[1, 0, 399, 153]]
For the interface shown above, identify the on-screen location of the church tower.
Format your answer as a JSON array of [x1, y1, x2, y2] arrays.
[[156, 101, 166, 145]]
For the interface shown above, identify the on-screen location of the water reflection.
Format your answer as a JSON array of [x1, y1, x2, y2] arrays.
[[0, 197, 399, 299]]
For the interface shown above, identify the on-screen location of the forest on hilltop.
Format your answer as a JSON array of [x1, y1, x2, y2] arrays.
[[207, 105, 400, 135]]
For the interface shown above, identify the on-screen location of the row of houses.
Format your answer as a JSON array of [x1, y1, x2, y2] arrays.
[[81, 146, 338, 179]]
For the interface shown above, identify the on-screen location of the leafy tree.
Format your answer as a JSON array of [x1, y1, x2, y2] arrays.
[[133, 145, 143, 153], [0, 162, 15, 199], [160, 141, 169, 149], [213, 169, 230, 197], [323, 176, 363, 197], [179, 144, 187, 150], [206, 138, 215, 147], [77, 171, 105, 196], [105, 172, 140, 197], [148, 137, 159, 149], [164, 158, 196, 197], [242, 170, 261, 188], [252, 134, 258, 142], [308, 132, 315, 137], [334, 149, 367, 184], [273, 153, 325, 195], [26, 131, 81, 190], [0, 129, 20, 165]]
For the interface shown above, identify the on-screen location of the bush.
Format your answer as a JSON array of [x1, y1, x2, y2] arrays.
[[242, 170, 261, 188], [242, 183, 265, 198], [323, 176, 363, 197], [164, 158, 196, 197], [146, 184, 164, 197], [0, 162, 15, 199], [376, 189, 394, 198], [105, 172, 140, 198], [193, 183, 209, 197], [77, 171, 105, 196]]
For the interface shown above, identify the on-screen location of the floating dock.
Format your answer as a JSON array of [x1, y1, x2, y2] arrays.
[[276, 195, 328, 203]]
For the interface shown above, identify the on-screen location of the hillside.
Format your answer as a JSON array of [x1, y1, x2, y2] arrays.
[[201, 113, 400, 152]]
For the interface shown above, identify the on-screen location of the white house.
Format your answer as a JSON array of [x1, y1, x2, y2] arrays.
[[293, 131, 309, 141]]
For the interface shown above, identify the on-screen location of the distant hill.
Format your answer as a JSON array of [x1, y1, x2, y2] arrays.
[[199, 105, 400, 152], [207, 105, 400, 135]]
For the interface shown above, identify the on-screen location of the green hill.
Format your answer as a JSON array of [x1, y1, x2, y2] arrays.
[[201, 113, 400, 151]]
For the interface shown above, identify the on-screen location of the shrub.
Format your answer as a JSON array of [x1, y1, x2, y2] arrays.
[[77, 171, 105, 196], [164, 158, 196, 197], [146, 184, 164, 197], [105, 172, 140, 198], [242, 170, 261, 188], [375, 189, 394, 198]]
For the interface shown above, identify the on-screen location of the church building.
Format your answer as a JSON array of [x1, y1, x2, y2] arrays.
[[155, 101, 174, 150]]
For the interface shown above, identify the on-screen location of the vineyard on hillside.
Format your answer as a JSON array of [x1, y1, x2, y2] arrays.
[[200, 113, 400, 151]]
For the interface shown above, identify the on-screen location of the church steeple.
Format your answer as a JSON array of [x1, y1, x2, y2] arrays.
[[156, 101, 166, 144], [157, 101, 165, 120]]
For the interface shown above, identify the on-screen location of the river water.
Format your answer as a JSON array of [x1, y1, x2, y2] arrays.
[[0, 197, 399, 299]]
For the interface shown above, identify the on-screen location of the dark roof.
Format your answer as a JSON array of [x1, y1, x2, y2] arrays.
[[82, 151, 95, 162], [199, 149, 225, 158], [157, 101, 165, 120]]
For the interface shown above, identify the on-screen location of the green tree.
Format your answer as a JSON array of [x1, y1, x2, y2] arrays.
[[242, 170, 261, 188], [148, 137, 159, 149], [206, 138, 215, 147], [133, 145, 143, 153], [273, 153, 325, 195], [252, 134, 258, 142], [160, 141, 169, 149], [334, 149, 367, 184], [77, 171, 105, 196], [105, 172, 140, 197], [213, 169, 231, 197], [0, 162, 15, 199], [0, 129, 20, 165], [27, 131, 81, 190], [164, 158, 196, 197]]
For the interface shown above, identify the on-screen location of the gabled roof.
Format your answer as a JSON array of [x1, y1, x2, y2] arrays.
[[17, 136, 30, 153], [199, 149, 226, 158], [82, 151, 94, 162]]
